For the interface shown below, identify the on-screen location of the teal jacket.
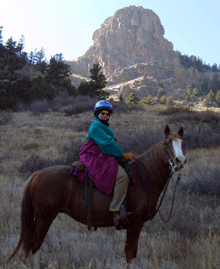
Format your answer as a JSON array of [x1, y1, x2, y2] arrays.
[[87, 118, 123, 157]]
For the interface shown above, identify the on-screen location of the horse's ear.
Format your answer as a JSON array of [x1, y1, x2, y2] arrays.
[[178, 126, 184, 137], [164, 125, 170, 137]]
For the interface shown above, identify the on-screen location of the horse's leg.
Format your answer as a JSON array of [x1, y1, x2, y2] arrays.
[[125, 220, 144, 263], [31, 215, 56, 255], [32, 250, 40, 269]]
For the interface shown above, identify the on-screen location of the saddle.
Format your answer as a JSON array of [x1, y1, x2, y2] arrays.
[[70, 157, 137, 231], [71, 159, 136, 185]]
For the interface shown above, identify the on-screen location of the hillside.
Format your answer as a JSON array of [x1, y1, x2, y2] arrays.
[[1, 97, 220, 268]]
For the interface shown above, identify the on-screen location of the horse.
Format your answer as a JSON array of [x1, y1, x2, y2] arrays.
[[7, 125, 186, 265]]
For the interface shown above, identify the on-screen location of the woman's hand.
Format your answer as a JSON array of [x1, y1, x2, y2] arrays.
[[123, 153, 135, 160]]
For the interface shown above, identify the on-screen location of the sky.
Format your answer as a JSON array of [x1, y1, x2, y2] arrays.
[[1, 0, 219, 66]]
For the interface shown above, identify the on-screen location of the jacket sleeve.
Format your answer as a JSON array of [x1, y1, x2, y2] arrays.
[[89, 124, 123, 157]]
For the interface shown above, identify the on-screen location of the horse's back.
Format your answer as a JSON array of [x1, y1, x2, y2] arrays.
[[29, 165, 74, 215]]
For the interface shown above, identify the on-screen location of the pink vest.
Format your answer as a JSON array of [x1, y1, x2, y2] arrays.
[[79, 140, 118, 194]]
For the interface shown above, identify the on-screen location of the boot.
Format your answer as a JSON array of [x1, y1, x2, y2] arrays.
[[113, 211, 133, 230]]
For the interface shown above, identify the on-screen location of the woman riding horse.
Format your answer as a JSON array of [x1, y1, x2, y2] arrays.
[[79, 100, 132, 230]]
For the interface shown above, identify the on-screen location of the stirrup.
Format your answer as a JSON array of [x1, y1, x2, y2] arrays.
[[114, 212, 133, 230]]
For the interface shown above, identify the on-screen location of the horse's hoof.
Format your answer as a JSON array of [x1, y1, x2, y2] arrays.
[[115, 220, 124, 230], [127, 212, 133, 222]]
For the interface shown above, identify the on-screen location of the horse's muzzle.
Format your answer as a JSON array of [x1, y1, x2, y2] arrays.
[[174, 157, 187, 171]]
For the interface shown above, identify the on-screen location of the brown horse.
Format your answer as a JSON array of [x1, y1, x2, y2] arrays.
[[7, 125, 186, 264]]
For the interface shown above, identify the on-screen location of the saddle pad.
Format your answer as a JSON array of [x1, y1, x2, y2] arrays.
[[71, 164, 137, 185], [70, 166, 84, 181]]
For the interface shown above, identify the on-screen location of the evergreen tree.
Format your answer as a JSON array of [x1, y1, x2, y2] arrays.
[[28, 48, 48, 73], [77, 79, 91, 96], [157, 88, 165, 100], [159, 95, 167, 104], [192, 88, 199, 97], [205, 89, 215, 106], [212, 63, 218, 72], [0, 35, 27, 109], [12, 76, 33, 104], [0, 26, 2, 43], [46, 53, 72, 96], [0, 26, 4, 58], [215, 90, 220, 106], [125, 92, 139, 104], [30, 76, 55, 102], [182, 90, 188, 101], [139, 95, 156, 105], [201, 79, 210, 95], [210, 74, 220, 95], [186, 85, 194, 96], [89, 62, 108, 97], [77, 61, 108, 98], [166, 95, 174, 106]]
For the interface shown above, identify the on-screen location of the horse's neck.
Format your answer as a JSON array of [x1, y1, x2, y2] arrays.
[[138, 139, 171, 190]]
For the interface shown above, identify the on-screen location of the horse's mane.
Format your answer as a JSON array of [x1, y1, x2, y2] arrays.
[[136, 138, 167, 179]]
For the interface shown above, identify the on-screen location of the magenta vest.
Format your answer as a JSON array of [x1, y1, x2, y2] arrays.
[[79, 140, 118, 194]]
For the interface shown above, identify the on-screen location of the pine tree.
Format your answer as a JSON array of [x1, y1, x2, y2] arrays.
[[0, 34, 27, 109], [215, 90, 220, 106], [157, 88, 165, 100], [166, 96, 174, 106], [46, 53, 71, 95], [140, 95, 156, 105], [78, 62, 108, 98], [126, 92, 139, 104], [89, 62, 107, 97], [205, 89, 215, 106]]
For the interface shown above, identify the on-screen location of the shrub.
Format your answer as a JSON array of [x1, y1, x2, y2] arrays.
[[30, 75, 55, 101], [166, 95, 174, 106], [111, 101, 143, 114], [159, 95, 167, 104], [0, 110, 13, 125], [157, 88, 165, 100], [215, 90, 220, 106], [23, 142, 39, 150], [158, 106, 193, 115], [64, 139, 84, 165], [205, 89, 215, 106], [29, 100, 51, 115], [18, 154, 64, 177], [139, 95, 156, 105], [113, 126, 164, 155], [64, 96, 95, 116], [165, 110, 220, 149], [180, 167, 220, 196], [125, 92, 139, 104]]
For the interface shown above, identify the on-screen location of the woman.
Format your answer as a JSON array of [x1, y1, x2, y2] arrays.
[[79, 100, 132, 230]]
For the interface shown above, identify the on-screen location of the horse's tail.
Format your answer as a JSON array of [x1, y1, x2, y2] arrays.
[[7, 171, 39, 263]]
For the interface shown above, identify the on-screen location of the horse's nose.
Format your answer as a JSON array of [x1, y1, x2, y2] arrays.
[[175, 156, 186, 164], [175, 157, 180, 164]]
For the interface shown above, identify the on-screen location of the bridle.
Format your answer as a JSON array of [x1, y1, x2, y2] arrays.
[[145, 139, 183, 222], [164, 142, 176, 174]]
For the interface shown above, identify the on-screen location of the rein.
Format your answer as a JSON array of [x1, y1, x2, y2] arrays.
[[154, 143, 181, 222], [155, 171, 181, 222], [139, 141, 182, 222]]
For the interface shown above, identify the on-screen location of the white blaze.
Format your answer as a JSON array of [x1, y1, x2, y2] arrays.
[[172, 138, 186, 163]]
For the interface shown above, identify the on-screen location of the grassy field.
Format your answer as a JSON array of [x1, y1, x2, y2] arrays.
[[1, 97, 220, 268]]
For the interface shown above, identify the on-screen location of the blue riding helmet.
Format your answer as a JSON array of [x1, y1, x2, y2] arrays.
[[93, 100, 113, 115]]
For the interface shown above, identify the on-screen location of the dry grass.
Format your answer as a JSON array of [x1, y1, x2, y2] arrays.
[[1, 100, 220, 268]]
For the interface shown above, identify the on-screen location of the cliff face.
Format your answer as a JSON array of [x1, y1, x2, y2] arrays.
[[68, 6, 179, 77], [66, 6, 219, 99]]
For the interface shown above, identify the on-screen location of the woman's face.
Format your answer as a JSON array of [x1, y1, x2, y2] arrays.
[[98, 110, 110, 121]]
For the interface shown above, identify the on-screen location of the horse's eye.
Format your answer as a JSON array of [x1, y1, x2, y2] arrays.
[[166, 141, 170, 146]]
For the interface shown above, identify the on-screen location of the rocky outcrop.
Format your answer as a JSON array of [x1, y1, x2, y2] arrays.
[[67, 5, 219, 100], [67, 6, 179, 82]]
